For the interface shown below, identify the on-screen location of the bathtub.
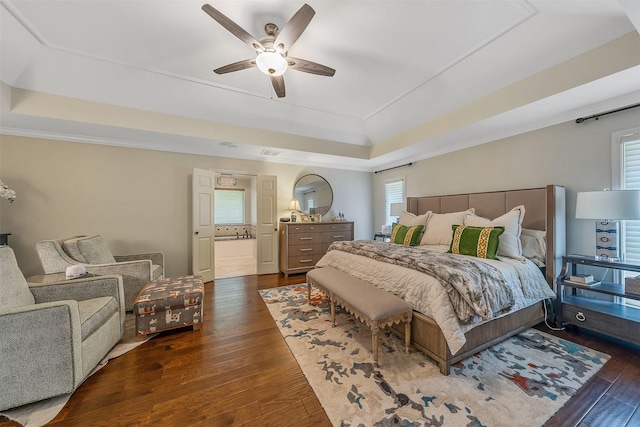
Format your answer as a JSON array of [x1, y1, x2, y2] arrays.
[[214, 237, 257, 259], [214, 235, 255, 241]]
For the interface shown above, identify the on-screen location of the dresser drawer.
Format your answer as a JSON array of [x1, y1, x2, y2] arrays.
[[288, 233, 323, 245], [288, 224, 323, 234], [322, 223, 353, 232], [324, 232, 351, 243], [287, 243, 325, 256], [288, 254, 323, 269]]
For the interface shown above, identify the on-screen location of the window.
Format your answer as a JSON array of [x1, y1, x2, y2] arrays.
[[214, 189, 245, 224], [613, 127, 640, 307], [384, 177, 405, 226]]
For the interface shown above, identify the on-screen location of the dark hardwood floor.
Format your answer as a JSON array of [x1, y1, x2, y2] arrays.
[[2, 273, 638, 426]]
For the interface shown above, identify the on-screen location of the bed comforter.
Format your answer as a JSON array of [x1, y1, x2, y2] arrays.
[[316, 240, 555, 354]]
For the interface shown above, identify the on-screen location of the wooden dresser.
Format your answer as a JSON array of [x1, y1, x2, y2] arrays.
[[279, 221, 354, 277]]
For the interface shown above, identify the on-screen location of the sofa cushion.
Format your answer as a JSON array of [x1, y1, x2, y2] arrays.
[[0, 247, 36, 309], [62, 238, 88, 263], [78, 296, 118, 339], [74, 236, 116, 265], [152, 264, 163, 280]]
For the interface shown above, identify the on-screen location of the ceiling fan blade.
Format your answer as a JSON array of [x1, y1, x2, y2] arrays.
[[288, 57, 335, 77], [270, 75, 286, 98], [202, 4, 265, 52], [214, 58, 256, 74], [273, 4, 315, 52]]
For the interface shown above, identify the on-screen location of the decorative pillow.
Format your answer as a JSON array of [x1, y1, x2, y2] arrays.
[[74, 235, 116, 264], [391, 223, 425, 246], [448, 225, 505, 259], [421, 209, 475, 246], [521, 228, 546, 267], [464, 205, 525, 260], [63, 238, 88, 263], [399, 211, 431, 228]]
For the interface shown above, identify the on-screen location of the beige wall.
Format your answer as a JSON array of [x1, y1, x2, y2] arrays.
[[373, 108, 640, 256], [0, 135, 372, 277]]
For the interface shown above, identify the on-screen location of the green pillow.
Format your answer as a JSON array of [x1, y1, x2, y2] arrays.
[[448, 225, 505, 259], [391, 223, 424, 246]]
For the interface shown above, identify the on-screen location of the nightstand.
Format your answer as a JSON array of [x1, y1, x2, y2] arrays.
[[373, 232, 391, 242], [556, 255, 640, 345]]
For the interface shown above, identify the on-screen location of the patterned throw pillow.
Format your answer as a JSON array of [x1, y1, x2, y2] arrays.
[[391, 223, 425, 246], [448, 225, 505, 259]]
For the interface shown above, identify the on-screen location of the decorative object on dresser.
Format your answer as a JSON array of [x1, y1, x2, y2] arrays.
[[279, 221, 354, 277], [575, 189, 640, 260], [556, 255, 640, 345]]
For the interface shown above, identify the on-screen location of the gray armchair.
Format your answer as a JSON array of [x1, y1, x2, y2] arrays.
[[0, 246, 125, 411], [35, 235, 164, 310]]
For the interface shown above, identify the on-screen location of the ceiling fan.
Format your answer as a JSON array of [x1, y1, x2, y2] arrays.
[[202, 3, 335, 98]]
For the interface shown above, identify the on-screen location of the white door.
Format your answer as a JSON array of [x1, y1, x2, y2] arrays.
[[192, 168, 215, 282], [256, 175, 278, 274]]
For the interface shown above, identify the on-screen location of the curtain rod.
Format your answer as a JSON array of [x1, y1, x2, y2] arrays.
[[575, 102, 640, 124], [374, 162, 412, 174]]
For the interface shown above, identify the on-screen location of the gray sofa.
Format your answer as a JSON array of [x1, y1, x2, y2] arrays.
[[0, 246, 125, 411], [35, 235, 164, 310]]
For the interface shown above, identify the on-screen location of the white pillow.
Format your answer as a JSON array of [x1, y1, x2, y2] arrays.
[[399, 211, 430, 227], [422, 209, 474, 246], [521, 228, 546, 267], [464, 205, 525, 260]]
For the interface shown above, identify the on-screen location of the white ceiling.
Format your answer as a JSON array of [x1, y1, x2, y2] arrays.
[[1, 0, 639, 171]]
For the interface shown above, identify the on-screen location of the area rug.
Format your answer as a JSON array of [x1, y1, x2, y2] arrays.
[[0, 314, 157, 427], [260, 284, 610, 427]]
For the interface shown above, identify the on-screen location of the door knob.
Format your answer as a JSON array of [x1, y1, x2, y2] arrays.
[[194, 231, 199, 235]]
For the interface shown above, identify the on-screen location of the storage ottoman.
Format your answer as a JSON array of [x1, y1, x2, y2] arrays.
[[134, 275, 204, 335]]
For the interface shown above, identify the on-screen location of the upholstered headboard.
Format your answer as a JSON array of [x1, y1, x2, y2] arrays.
[[407, 185, 566, 288]]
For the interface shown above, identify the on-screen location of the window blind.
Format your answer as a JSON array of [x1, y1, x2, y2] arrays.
[[622, 134, 640, 263], [384, 177, 405, 226], [214, 189, 245, 224]]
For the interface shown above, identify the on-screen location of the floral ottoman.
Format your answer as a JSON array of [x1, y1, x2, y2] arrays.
[[134, 275, 204, 335]]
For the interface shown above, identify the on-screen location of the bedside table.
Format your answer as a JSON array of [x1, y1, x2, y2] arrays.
[[373, 232, 391, 242], [556, 255, 640, 345]]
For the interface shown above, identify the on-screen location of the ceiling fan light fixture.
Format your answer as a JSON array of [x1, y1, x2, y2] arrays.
[[256, 51, 288, 76]]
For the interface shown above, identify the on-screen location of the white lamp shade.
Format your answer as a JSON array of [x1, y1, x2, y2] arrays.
[[288, 199, 301, 211], [576, 190, 640, 220], [390, 203, 405, 217], [256, 51, 288, 76]]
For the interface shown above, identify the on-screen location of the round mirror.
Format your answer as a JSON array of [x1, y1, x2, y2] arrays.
[[293, 174, 333, 216]]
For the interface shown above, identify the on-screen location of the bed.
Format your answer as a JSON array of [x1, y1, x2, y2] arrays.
[[315, 185, 565, 374]]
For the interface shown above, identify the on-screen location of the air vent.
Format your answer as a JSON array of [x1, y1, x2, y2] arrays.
[[260, 149, 281, 157]]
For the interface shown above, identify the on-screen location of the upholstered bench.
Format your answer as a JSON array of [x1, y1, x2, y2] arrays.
[[306, 267, 412, 366], [134, 275, 204, 335]]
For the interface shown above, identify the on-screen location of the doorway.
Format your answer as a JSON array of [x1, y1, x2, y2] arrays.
[[213, 173, 258, 279]]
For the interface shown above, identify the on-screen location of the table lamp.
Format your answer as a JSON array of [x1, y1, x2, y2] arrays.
[[575, 189, 640, 260], [288, 199, 301, 222], [390, 203, 404, 220]]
